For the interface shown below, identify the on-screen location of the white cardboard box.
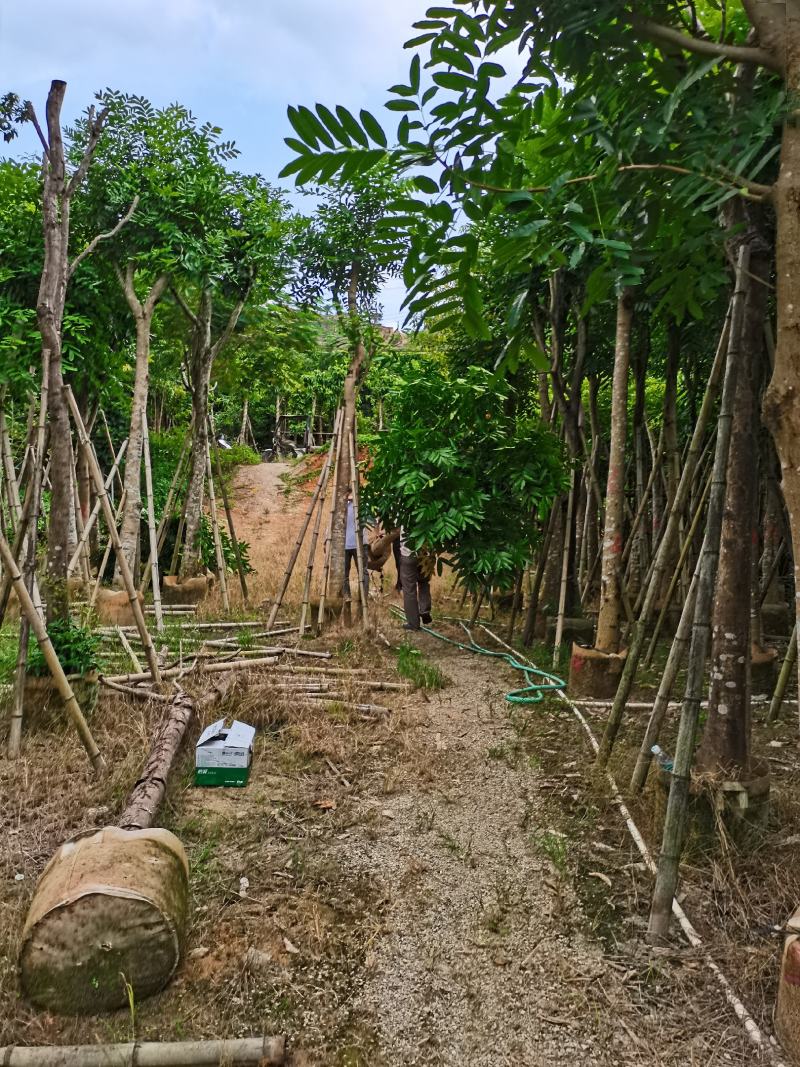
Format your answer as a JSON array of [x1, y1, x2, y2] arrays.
[[195, 718, 255, 786]]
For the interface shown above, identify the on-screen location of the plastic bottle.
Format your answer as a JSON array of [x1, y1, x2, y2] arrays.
[[651, 744, 674, 772]]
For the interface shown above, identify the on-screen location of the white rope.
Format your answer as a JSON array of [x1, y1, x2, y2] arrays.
[[479, 625, 787, 1066]]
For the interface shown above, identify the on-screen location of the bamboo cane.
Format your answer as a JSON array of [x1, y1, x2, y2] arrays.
[[0, 1035, 286, 1066], [90, 490, 126, 607], [117, 625, 143, 674], [68, 437, 128, 577], [316, 410, 345, 634], [644, 467, 713, 666], [0, 531, 105, 774], [265, 411, 340, 631], [766, 622, 797, 726], [99, 407, 125, 498], [139, 429, 190, 594], [647, 245, 749, 942], [553, 468, 576, 667], [630, 564, 700, 793], [142, 413, 164, 632], [71, 460, 92, 587], [506, 566, 525, 642], [596, 297, 734, 769], [349, 427, 369, 628], [209, 416, 248, 603], [63, 386, 162, 686], [621, 428, 664, 570], [169, 477, 191, 577], [300, 411, 340, 635], [204, 440, 230, 613], [522, 504, 557, 647]]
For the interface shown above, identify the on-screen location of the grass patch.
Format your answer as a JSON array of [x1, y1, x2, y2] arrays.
[[396, 641, 448, 690]]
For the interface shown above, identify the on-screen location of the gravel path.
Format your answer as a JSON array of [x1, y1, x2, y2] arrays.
[[342, 635, 648, 1066]]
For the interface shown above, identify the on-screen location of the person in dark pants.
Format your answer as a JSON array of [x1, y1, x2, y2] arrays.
[[344, 493, 369, 604], [399, 528, 432, 630], [392, 536, 403, 592]]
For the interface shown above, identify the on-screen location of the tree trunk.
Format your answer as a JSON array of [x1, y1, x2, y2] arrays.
[[114, 271, 168, 585], [594, 287, 635, 654], [697, 218, 770, 779]]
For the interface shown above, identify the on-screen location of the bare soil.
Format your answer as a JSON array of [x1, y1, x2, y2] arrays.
[[0, 454, 793, 1064]]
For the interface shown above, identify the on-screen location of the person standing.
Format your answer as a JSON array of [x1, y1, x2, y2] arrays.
[[399, 527, 432, 630], [344, 492, 369, 604]]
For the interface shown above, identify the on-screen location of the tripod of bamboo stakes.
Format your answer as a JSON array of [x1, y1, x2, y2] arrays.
[[266, 407, 370, 635]]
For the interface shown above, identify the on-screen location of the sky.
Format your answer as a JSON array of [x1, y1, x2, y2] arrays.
[[0, 0, 436, 323]]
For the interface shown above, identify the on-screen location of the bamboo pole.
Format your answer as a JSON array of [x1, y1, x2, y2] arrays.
[[0, 531, 105, 774], [139, 429, 190, 594], [506, 566, 525, 642], [169, 478, 190, 577], [71, 459, 92, 587], [553, 468, 576, 667], [647, 245, 749, 942], [348, 426, 369, 628], [90, 490, 126, 607], [766, 622, 797, 726], [522, 504, 557, 647], [317, 410, 345, 634], [621, 428, 664, 570], [0, 1036, 286, 1066], [142, 413, 164, 632], [64, 386, 162, 686], [596, 291, 734, 769], [300, 411, 340, 635], [630, 564, 700, 793], [204, 440, 230, 613], [644, 467, 713, 666], [209, 416, 248, 603], [68, 438, 128, 577], [265, 410, 341, 631], [99, 408, 125, 498], [116, 625, 143, 674]]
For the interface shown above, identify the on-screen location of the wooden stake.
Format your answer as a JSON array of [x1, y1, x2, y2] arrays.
[[0, 530, 105, 774], [203, 438, 230, 612], [209, 416, 248, 603], [317, 409, 345, 634], [300, 410, 340, 635], [68, 437, 128, 577], [63, 386, 162, 686], [348, 427, 369, 628], [142, 412, 164, 632]]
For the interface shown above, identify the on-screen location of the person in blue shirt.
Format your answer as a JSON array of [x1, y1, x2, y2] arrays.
[[344, 492, 370, 604]]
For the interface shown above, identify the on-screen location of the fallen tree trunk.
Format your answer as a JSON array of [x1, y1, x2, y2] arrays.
[[0, 1035, 286, 1066], [119, 675, 233, 831]]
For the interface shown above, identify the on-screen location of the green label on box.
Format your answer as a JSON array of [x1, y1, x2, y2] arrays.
[[195, 766, 251, 788]]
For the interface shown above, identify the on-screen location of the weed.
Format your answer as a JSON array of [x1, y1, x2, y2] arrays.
[[534, 830, 570, 875], [437, 830, 476, 866], [396, 641, 447, 690], [120, 972, 136, 1041]]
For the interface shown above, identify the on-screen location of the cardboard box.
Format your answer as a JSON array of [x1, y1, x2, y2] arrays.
[[195, 718, 255, 787]]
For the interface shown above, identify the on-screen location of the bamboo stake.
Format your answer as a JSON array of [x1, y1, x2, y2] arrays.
[[647, 245, 749, 942], [99, 408, 125, 497], [90, 490, 126, 607], [139, 429, 190, 594], [64, 386, 162, 686], [68, 438, 128, 576], [102, 655, 281, 684], [71, 459, 92, 586], [317, 409, 345, 634], [0, 1035, 286, 1066], [169, 478, 190, 577], [142, 412, 164, 632], [621, 428, 664, 569], [348, 426, 369, 628], [522, 505, 557, 647], [766, 622, 797, 726], [596, 295, 734, 769], [209, 416, 248, 603], [265, 410, 341, 632], [553, 468, 576, 667], [0, 531, 105, 774], [630, 564, 700, 793], [116, 625, 143, 674], [644, 467, 713, 665], [204, 439, 230, 613], [300, 413, 340, 635], [506, 566, 525, 642]]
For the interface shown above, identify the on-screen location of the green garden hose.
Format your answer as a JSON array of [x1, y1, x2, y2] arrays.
[[392, 609, 565, 704]]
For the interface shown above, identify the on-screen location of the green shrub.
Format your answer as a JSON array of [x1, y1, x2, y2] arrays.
[[26, 619, 103, 677]]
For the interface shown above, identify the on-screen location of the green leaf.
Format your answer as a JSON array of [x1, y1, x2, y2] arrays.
[[413, 174, 440, 194], [315, 104, 348, 144], [410, 53, 421, 93], [432, 72, 476, 92], [336, 106, 369, 147], [405, 32, 438, 48], [360, 109, 388, 147], [386, 99, 420, 112], [297, 105, 335, 149]]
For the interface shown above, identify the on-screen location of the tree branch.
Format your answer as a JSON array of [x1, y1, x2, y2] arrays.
[[630, 15, 781, 73], [114, 261, 142, 316], [143, 273, 170, 317], [65, 105, 109, 199], [24, 103, 50, 160], [68, 195, 140, 278], [170, 285, 199, 326], [210, 279, 253, 361]]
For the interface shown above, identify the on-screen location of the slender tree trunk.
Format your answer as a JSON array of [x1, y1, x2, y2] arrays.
[[114, 270, 168, 585], [595, 287, 635, 653], [697, 218, 770, 778]]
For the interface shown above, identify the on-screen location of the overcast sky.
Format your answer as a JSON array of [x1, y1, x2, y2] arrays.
[[0, 0, 435, 323]]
